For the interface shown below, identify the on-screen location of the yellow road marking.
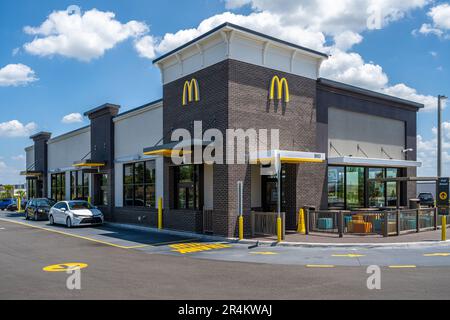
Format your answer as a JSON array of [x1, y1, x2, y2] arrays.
[[389, 265, 417, 269], [170, 242, 232, 254], [306, 265, 335, 268], [0, 218, 149, 250], [152, 238, 200, 247], [424, 253, 450, 257], [249, 252, 278, 255], [332, 254, 366, 258], [43, 263, 88, 272]]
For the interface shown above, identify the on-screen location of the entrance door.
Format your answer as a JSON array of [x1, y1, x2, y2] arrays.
[[261, 166, 286, 212]]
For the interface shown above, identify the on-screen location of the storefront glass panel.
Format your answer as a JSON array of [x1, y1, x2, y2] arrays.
[[368, 168, 385, 207], [346, 167, 365, 209], [328, 166, 345, 209]]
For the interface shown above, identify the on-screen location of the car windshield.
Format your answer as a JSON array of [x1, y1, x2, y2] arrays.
[[68, 201, 93, 210], [420, 194, 433, 200], [36, 199, 55, 207]]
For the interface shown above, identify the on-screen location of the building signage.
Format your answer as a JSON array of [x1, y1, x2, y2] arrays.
[[437, 177, 449, 215], [269, 76, 290, 103], [182, 78, 200, 106]]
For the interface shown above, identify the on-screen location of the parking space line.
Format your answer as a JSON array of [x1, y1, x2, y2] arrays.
[[0, 218, 150, 250], [306, 265, 335, 268], [424, 253, 450, 257], [389, 265, 417, 269], [249, 252, 278, 255]]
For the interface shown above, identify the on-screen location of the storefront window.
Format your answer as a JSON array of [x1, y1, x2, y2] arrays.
[[386, 168, 399, 207], [70, 171, 89, 201], [328, 167, 345, 209], [368, 168, 385, 208], [346, 167, 365, 209], [27, 179, 37, 199], [174, 165, 200, 210], [123, 161, 156, 208], [51, 173, 65, 202], [100, 174, 109, 206]]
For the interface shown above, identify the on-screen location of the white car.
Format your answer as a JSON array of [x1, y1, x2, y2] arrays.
[[49, 200, 104, 228]]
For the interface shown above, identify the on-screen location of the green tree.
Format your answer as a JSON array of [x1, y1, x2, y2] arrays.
[[17, 190, 26, 199], [3, 185, 13, 198]]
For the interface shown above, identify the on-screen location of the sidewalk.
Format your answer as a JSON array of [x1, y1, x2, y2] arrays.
[[254, 229, 446, 244]]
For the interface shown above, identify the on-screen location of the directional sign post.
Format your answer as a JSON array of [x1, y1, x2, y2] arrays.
[[437, 178, 449, 216], [437, 178, 449, 241]]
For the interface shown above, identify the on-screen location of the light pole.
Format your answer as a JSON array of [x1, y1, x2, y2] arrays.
[[438, 95, 448, 178]]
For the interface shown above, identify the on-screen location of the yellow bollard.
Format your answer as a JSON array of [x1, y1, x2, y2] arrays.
[[17, 197, 21, 213], [239, 215, 244, 240], [87, 196, 91, 205], [277, 216, 282, 242], [442, 216, 447, 242], [297, 209, 306, 234], [158, 197, 163, 230]]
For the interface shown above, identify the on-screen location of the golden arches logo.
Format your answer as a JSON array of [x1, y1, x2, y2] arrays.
[[182, 78, 200, 106], [269, 76, 290, 103]]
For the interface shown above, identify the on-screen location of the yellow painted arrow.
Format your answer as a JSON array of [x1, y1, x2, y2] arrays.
[[332, 254, 366, 258], [424, 253, 450, 257]]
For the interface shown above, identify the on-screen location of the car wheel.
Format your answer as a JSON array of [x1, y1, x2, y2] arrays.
[[49, 215, 54, 225], [66, 217, 72, 228]]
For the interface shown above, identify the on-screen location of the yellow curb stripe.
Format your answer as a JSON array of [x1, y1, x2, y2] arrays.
[[389, 265, 417, 269], [0, 218, 149, 250], [306, 265, 335, 268]]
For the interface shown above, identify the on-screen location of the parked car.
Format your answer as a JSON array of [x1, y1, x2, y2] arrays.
[[49, 200, 104, 228], [6, 199, 27, 212], [25, 198, 56, 221], [418, 193, 435, 207], [0, 198, 14, 211]]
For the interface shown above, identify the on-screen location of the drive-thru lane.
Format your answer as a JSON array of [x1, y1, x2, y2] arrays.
[[2, 216, 450, 300], [2, 212, 450, 268]]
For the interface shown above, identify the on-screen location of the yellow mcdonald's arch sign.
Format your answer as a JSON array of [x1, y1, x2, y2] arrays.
[[269, 76, 290, 103], [182, 78, 200, 106]]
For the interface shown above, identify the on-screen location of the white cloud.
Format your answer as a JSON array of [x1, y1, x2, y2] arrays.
[[134, 35, 157, 60], [321, 50, 389, 91], [11, 154, 25, 162], [62, 113, 83, 124], [417, 122, 450, 177], [382, 83, 440, 112], [428, 3, 450, 30], [0, 120, 37, 138], [0, 64, 38, 87], [0, 161, 23, 184], [137, 1, 434, 112], [414, 3, 450, 38], [23, 6, 149, 62]]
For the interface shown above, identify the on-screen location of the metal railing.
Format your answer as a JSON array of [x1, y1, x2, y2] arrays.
[[251, 211, 286, 239], [305, 208, 443, 238]]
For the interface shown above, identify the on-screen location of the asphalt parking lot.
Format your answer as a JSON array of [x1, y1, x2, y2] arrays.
[[2, 211, 450, 299]]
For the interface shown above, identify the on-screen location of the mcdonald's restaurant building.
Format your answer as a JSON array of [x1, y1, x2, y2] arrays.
[[23, 23, 423, 238]]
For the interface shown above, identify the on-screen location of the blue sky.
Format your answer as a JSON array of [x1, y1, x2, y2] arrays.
[[0, 0, 449, 183]]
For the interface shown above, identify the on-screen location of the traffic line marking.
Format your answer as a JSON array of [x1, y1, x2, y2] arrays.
[[332, 254, 366, 258], [43, 263, 88, 272], [170, 242, 232, 254], [0, 218, 149, 250], [306, 265, 335, 268], [389, 265, 417, 269], [424, 253, 450, 257], [249, 252, 278, 255]]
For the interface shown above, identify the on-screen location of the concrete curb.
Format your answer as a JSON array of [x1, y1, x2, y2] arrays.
[[105, 222, 450, 249]]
